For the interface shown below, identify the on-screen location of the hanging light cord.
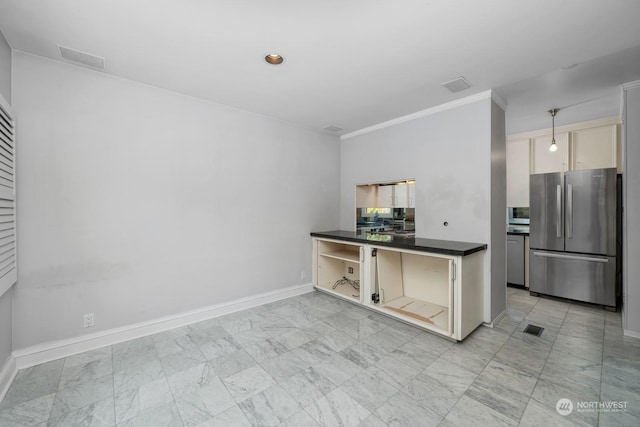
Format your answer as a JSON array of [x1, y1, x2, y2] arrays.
[[550, 108, 557, 143], [548, 108, 559, 152]]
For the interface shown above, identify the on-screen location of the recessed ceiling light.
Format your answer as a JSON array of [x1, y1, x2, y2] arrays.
[[265, 54, 284, 65]]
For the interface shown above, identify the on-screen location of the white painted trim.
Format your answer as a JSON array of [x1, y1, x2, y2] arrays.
[[13, 283, 314, 369], [483, 309, 506, 328], [0, 353, 17, 403], [507, 116, 621, 141], [623, 329, 640, 340], [622, 80, 640, 90], [491, 91, 507, 112], [0, 280, 14, 301], [341, 90, 492, 140]]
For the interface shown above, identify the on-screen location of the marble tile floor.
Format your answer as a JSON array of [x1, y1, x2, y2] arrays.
[[1, 287, 639, 427]]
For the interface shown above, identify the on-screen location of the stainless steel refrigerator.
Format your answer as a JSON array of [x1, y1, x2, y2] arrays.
[[529, 168, 619, 307]]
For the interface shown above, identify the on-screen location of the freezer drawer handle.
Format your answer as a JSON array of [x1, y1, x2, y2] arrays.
[[556, 185, 562, 238], [567, 184, 573, 239], [532, 251, 608, 263]]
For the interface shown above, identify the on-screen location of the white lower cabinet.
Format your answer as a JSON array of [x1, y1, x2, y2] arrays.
[[313, 237, 485, 341]]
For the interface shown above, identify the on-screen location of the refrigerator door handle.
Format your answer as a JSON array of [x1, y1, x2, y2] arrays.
[[532, 251, 608, 263], [556, 184, 562, 238], [567, 184, 573, 239]]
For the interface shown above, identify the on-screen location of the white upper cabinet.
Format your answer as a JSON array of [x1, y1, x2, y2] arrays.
[[506, 138, 530, 207], [377, 185, 394, 207], [531, 131, 569, 174], [356, 181, 416, 208], [380, 182, 415, 208], [508, 119, 621, 211], [394, 183, 415, 208], [356, 185, 377, 208], [571, 124, 619, 172], [407, 182, 416, 208]]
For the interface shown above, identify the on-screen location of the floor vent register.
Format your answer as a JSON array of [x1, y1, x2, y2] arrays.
[[523, 324, 544, 337]]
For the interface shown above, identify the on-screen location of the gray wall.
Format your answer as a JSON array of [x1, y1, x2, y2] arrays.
[[624, 84, 640, 336], [0, 291, 11, 369], [490, 101, 507, 320], [0, 29, 12, 372], [0, 29, 10, 103], [341, 97, 500, 322], [12, 52, 341, 349]]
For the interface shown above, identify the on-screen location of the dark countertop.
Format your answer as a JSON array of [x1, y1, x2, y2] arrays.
[[311, 230, 487, 256]]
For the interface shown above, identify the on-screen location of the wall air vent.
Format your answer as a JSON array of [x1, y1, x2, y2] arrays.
[[441, 76, 471, 93], [58, 45, 105, 69], [323, 125, 343, 132]]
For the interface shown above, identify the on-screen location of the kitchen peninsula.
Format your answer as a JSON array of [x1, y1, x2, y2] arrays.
[[311, 230, 487, 341]]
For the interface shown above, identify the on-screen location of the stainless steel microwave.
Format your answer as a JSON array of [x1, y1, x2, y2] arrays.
[[507, 207, 530, 225]]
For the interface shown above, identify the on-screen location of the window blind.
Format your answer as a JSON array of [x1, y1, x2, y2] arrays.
[[0, 94, 16, 297]]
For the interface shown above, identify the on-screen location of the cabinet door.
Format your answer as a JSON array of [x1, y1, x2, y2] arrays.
[[524, 236, 530, 288], [394, 184, 409, 207], [377, 185, 394, 207], [507, 138, 530, 207], [571, 125, 617, 171], [356, 185, 377, 208], [407, 183, 416, 207], [507, 235, 525, 285], [531, 132, 569, 174]]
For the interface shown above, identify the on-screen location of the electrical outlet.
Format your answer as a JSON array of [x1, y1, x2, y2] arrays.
[[83, 313, 95, 328], [301, 271, 306, 280], [348, 266, 354, 274]]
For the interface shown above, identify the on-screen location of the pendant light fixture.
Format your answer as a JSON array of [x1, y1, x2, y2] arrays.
[[548, 108, 559, 152]]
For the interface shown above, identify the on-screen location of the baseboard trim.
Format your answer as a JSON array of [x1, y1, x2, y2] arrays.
[[623, 329, 640, 339], [13, 283, 314, 369], [0, 353, 17, 403], [483, 309, 506, 328]]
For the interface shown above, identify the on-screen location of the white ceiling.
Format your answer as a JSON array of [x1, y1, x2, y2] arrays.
[[1, 0, 640, 135]]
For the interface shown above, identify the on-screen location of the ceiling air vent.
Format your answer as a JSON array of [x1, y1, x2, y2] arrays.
[[323, 125, 343, 132], [58, 45, 105, 69], [441, 76, 471, 93]]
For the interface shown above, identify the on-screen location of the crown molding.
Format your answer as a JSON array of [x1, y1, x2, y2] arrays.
[[341, 90, 493, 140], [490, 91, 507, 111], [622, 80, 640, 90]]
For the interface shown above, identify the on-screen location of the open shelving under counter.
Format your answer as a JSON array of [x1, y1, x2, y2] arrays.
[[311, 230, 487, 341], [314, 239, 363, 303]]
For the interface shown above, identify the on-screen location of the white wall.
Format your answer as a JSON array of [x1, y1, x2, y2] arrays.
[[490, 101, 506, 320], [623, 82, 640, 337], [12, 51, 340, 349], [340, 95, 503, 323], [0, 291, 11, 372], [0, 29, 10, 104], [0, 29, 12, 372]]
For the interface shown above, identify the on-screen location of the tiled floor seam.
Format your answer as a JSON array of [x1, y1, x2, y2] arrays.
[[150, 338, 184, 427], [514, 294, 570, 425], [596, 306, 606, 427], [111, 347, 117, 426], [436, 314, 522, 425]]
